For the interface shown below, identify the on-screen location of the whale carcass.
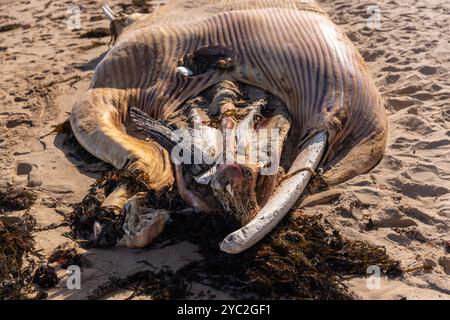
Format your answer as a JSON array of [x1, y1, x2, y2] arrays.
[[70, 0, 387, 253]]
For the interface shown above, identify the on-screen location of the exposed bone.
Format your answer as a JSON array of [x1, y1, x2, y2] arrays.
[[220, 131, 328, 254], [94, 185, 132, 243], [118, 192, 170, 248], [100, 183, 130, 212], [226, 184, 234, 197], [176, 66, 193, 77], [186, 107, 222, 184], [260, 115, 290, 167], [101, 5, 116, 21], [221, 114, 237, 164], [93, 221, 103, 241]]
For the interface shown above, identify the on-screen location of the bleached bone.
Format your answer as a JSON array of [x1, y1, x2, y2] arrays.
[[176, 66, 193, 77], [100, 183, 129, 211], [220, 131, 328, 254], [94, 184, 131, 240], [101, 5, 116, 21], [118, 192, 169, 248]]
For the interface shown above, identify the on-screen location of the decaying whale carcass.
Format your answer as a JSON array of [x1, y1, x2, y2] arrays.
[[70, 0, 387, 254]]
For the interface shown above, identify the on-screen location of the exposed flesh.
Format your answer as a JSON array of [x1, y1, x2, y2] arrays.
[[131, 82, 292, 224]]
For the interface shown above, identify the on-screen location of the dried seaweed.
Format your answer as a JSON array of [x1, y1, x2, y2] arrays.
[[154, 213, 402, 300], [0, 186, 37, 211], [48, 243, 82, 269], [0, 214, 36, 299], [69, 182, 120, 248], [88, 267, 189, 300], [0, 23, 28, 33], [83, 185, 402, 299], [32, 265, 59, 289], [80, 28, 110, 39], [118, 0, 161, 14], [69, 169, 185, 248]]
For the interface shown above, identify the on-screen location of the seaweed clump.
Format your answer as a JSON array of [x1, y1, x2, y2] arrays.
[[88, 267, 188, 300], [71, 168, 402, 300], [69, 169, 185, 248], [86, 208, 402, 300], [80, 28, 110, 39], [161, 213, 402, 300], [69, 150, 402, 299], [0, 186, 37, 211], [48, 243, 83, 269], [69, 167, 401, 299], [0, 214, 36, 299], [32, 265, 59, 289], [68, 171, 129, 248]]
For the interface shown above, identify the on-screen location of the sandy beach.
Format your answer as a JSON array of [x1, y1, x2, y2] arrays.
[[0, 0, 449, 299]]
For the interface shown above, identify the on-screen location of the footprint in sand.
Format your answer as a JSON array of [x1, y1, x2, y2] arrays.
[[418, 66, 437, 75], [398, 205, 441, 226], [385, 74, 400, 84], [374, 217, 418, 229], [387, 178, 449, 199], [411, 93, 434, 101], [387, 98, 417, 111], [395, 115, 434, 135], [362, 49, 385, 62], [380, 155, 404, 171], [6, 118, 33, 129], [393, 85, 421, 95], [414, 139, 450, 150]]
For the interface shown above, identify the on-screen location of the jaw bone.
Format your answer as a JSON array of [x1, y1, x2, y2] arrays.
[[118, 192, 170, 249], [220, 131, 328, 254]]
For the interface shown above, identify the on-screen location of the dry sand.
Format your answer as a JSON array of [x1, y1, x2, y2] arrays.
[[0, 0, 449, 299]]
